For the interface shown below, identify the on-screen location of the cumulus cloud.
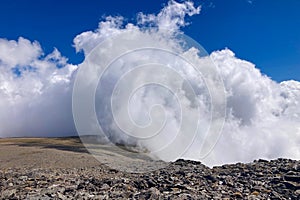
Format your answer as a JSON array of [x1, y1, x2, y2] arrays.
[[0, 37, 77, 137], [0, 0, 299, 166], [73, 0, 201, 54], [201, 49, 300, 165], [137, 0, 200, 32], [0, 37, 42, 67]]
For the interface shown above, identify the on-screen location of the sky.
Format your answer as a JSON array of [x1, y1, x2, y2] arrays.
[[0, 0, 299, 82]]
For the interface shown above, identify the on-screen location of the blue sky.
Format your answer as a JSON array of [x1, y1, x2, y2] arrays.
[[0, 0, 299, 82]]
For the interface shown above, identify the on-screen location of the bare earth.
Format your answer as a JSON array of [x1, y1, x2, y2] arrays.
[[0, 137, 100, 169], [0, 137, 165, 172]]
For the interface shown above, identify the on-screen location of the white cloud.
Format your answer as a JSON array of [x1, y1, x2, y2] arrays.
[[0, 37, 42, 67], [247, 0, 254, 4], [0, 37, 77, 137], [0, 1, 299, 167], [201, 49, 300, 165], [73, 1, 299, 166], [137, 0, 200, 32], [74, 0, 201, 55]]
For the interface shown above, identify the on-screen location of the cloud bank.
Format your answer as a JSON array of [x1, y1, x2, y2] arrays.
[[0, 0, 299, 166], [0, 37, 77, 137]]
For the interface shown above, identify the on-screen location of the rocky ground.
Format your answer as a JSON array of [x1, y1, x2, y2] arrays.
[[0, 138, 299, 199]]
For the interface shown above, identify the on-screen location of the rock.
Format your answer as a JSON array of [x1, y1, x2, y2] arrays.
[[146, 178, 156, 187], [256, 172, 264, 177], [148, 187, 160, 198], [100, 183, 110, 190], [293, 164, 300, 172], [257, 159, 269, 163], [232, 192, 243, 198], [271, 191, 282, 199], [284, 175, 300, 182], [57, 192, 67, 200], [19, 175, 28, 180], [204, 174, 217, 182], [251, 191, 260, 196], [283, 181, 300, 190], [1, 189, 17, 198], [286, 171, 297, 175], [0, 158, 299, 199]]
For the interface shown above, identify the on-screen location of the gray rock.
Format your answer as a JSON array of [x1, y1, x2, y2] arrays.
[[1, 189, 16, 198], [284, 174, 300, 182], [0, 158, 299, 199]]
